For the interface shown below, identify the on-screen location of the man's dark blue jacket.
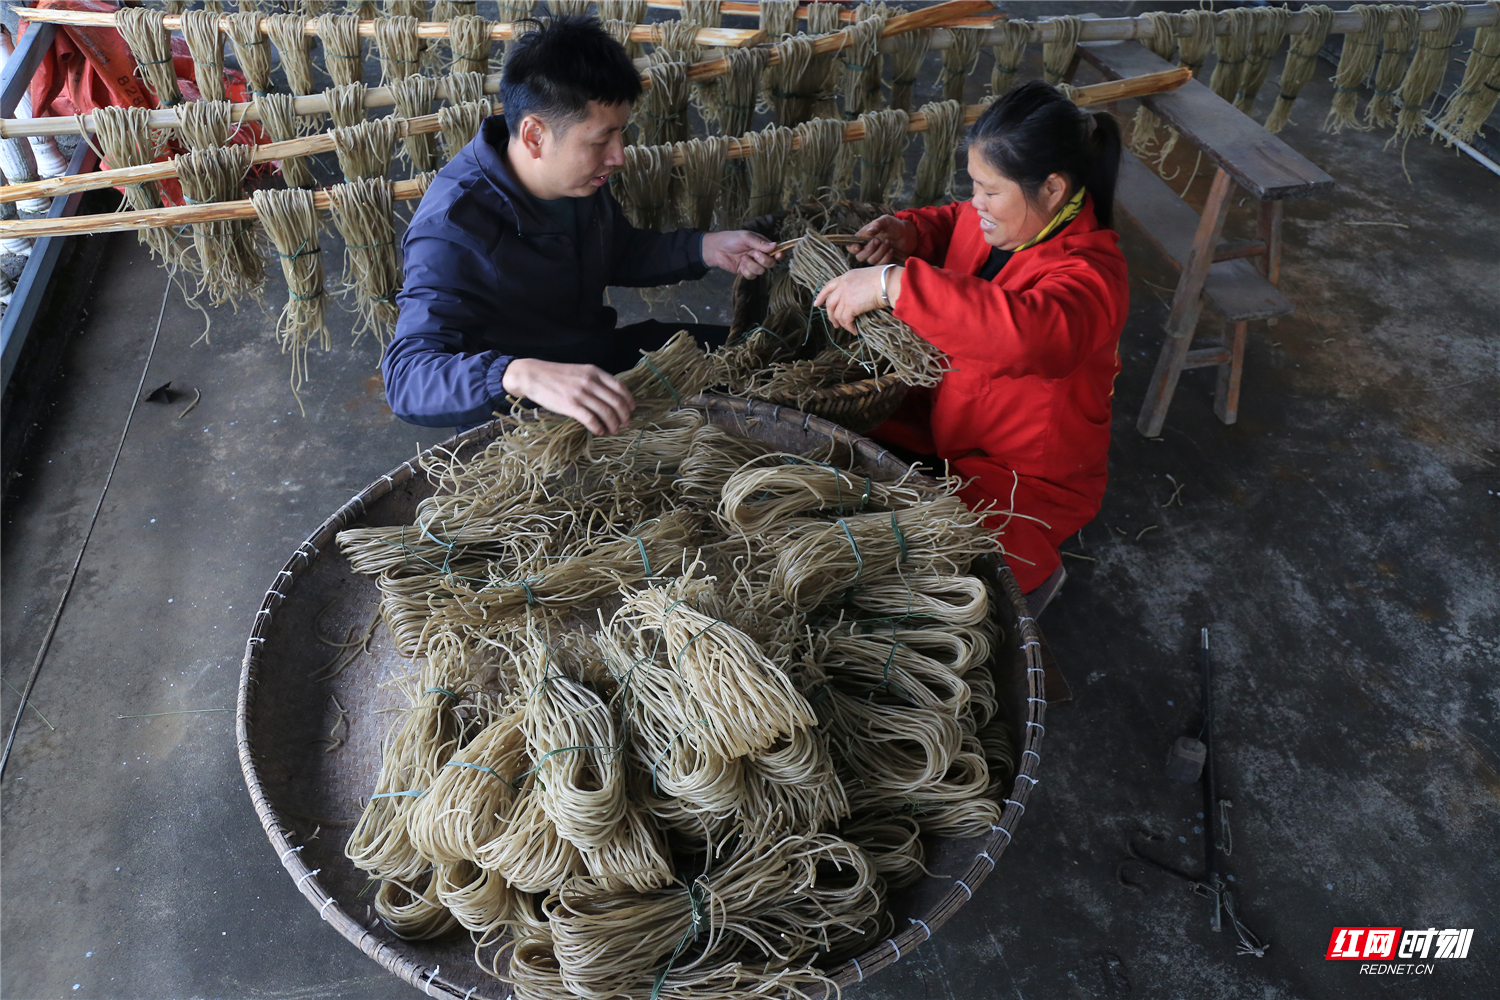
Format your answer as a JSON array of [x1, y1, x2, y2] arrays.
[[383, 116, 709, 427]]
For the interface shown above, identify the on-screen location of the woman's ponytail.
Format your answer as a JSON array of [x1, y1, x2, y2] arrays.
[[969, 80, 1122, 230], [1086, 110, 1121, 229]]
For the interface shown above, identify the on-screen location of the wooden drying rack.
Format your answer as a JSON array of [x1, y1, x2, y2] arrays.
[[0, 68, 1188, 209]]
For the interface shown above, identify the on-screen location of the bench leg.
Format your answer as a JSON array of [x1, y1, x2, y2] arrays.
[[1137, 168, 1236, 438], [1138, 327, 1200, 437], [1257, 200, 1284, 326], [1214, 321, 1248, 424]]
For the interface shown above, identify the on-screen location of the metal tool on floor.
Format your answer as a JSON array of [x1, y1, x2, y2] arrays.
[[1118, 628, 1268, 957]]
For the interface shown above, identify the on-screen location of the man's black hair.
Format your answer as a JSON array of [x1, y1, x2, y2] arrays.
[[501, 15, 643, 135]]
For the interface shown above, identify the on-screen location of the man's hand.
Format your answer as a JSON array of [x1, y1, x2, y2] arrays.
[[813, 265, 902, 335], [501, 357, 636, 435], [847, 215, 917, 266], [702, 230, 782, 279]]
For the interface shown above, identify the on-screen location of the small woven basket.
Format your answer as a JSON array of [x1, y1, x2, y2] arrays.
[[729, 270, 910, 435], [728, 200, 911, 434]]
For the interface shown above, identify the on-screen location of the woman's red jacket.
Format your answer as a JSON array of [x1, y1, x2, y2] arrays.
[[873, 195, 1130, 591]]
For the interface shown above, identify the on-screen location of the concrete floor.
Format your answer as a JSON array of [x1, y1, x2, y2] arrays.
[[3, 6, 1498, 1000]]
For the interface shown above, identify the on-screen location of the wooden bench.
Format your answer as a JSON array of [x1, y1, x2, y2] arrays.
[[1072, 40, 1334, 436]]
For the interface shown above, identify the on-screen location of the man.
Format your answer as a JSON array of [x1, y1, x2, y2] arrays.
[[384, 16, 779, 435]]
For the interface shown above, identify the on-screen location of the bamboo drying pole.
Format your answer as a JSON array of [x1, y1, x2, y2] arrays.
[[648, 0, 1005, 29], [0, 112, 448, 204], [686, 0, 995, 82], [1, 0, 990, 139], [13, 8, 767, 49], [0, 68, 1189, 238], [1002, 2, 1496, 42], [0, 178, 428, 239], [0, 80, 483, 139]]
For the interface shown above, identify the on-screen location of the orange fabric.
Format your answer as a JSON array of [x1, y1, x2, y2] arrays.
[[24, 0, 266, 204], [874, 195, 1129, 591]]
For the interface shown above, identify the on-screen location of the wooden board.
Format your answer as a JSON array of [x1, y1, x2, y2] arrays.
[[1080, 41, 1334, 202], [1118, 152, 1293, 322]]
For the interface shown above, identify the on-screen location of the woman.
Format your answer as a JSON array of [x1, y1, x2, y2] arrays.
[[814, 81, 1128, 611]]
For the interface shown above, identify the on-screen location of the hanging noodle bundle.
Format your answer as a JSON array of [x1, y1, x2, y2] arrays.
[[1324, 5, 1388, 133], [174, 144, 264, 309], [789, 230, 946, 386], [600, 0, 647, 58], [434, 0, 480, 20], [649, 19, 705, 66], [1432, 2, 1500, 145], [1177, 9, 1218, 79], [680, 0, 723, 31], [1040, 15, 1083, 87], [176, 99, 232, 151], [445, 70, 488, 106], [1128, 11, 1178, 156], [799, 3, 847, 125], [390, 74, 440, 172], [1209, 7, 1257, 104], [117, 7, 182, 108], [758, 0, 797, 39], [714, 47, 771, 139], [744, 124, 795, 219], [447, 14, 494, 76], [1266, 4, 1334, 133], [439, 100, 490, 163], [266, 14, 318, 96], [840, 16, 886, 119], [331, 115, 400, 182], [1235, 5, 1293, 113], [988, 20, 1030, 100], [1392, 2, 1467, 141], [1365, 3, 1420, 128], [90, 106, 185, 269], [226, 11, 274, 97], [319, 11, 367, 87], [181, 9, 227, 103], [251, 186, 329, 398], [852, 3, 890, 112], [675, 135, 729, 230], [615, 141, 675, 231], [328, 176, 402, 345], [940, 26, 985, 102], [788, 117, 845, 206], [255, 93, 315, 189], [854, 107, 909, 204], [638, 60, 691, 146], [886, 27, 932, 114], [764, 33, 815, 128], [913, 100, 964, 207], [375, 15, 424, 84], [326, 82, 369, 129]]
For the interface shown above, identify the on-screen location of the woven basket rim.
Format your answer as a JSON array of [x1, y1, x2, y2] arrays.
[[237, 394, 1046, 1000]]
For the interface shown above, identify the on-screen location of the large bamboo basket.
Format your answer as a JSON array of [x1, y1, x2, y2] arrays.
[[237, 394, 1046, 999]]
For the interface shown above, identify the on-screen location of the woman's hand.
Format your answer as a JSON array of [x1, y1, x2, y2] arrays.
[[501, 358, 636, 436], [813, 265, 902, 335], [701, 230, 783, 279], [847, 215, 917, 265]]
